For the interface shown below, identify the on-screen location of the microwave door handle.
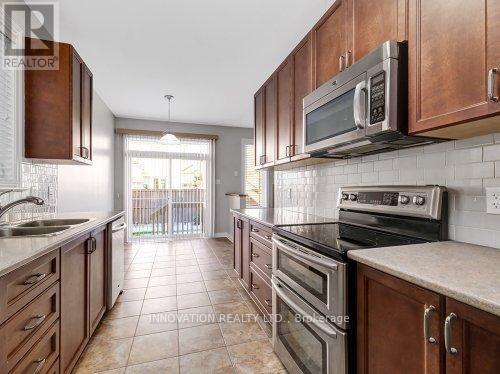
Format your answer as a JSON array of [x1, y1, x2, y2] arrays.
[[353, 80, 367, 129], [272, 237, 338, 270], [272, 278, 338, 338]]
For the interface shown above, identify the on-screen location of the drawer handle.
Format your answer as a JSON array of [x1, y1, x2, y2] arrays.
[[264, 299, 271, 306], [265, 235, 272, 240], [251, 284, 259, 290], [265, 264, 272, 269], [251, 228, 259, 233], [251, 253, 260, 258], [24, 273, 46, 285], [24, 314, 46, 331], [33, 358, 46, 374]]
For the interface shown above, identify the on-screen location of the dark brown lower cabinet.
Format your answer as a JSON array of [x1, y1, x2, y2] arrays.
[[357, 264, 500, 374], [89, 226, 107, 336], [60, 234, 90, 374], [445, 297, 500, 374], [233, 214, 242, 278], [233, 214, 250, 290]]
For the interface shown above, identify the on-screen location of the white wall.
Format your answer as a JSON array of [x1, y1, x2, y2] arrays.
[[57, 92, 116, 212], [275, 134, 500, 249], [114, 117, 253, 236]]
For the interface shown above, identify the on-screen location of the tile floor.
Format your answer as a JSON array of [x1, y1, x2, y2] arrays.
[[75, 238, 285, 373]]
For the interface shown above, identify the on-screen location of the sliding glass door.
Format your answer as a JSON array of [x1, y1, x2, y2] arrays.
[[124, 136, 214, 241]]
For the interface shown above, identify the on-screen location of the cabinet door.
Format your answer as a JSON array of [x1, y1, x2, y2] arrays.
[[357, 265, 442, 374], [291, 34, 314, 158], [89, 226, 107, 335], [81, 66, 93, 161], [276, 58, 292, 163], [408, 0, 500, 135], [313, 0, 348, 87], [348, 0, 407, 63], [71, 52, 83, 159], [60, 234, 90, 374], [445, 298, 500, 374], [241, 217, 250, 290], [254, 89, 265, 167], [264, 77, 276, 165], [233, 216, 242, 277]]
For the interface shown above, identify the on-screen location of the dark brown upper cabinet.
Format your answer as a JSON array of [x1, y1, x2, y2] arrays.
[[313, 0, 349, 87], [347, 0, 408, 64], [254, 88, 265, 167], [275, 58, 293, 164], [408, 0, 500, 139], [291, 33, 314, 161], [263, 76, 276, 167], [25, 39, 93, 164]]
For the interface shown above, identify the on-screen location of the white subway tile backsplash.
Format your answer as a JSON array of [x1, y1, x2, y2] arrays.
[[274, 138, 500, 249], [455, 162, 494, 180], [484, 144, 500, 161], [445, 148, 482, 165]]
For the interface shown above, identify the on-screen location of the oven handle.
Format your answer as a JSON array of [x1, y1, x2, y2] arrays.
[[353, 80, 367, 129], [272, 236, 338, 270], [272, 278, 338, 338]]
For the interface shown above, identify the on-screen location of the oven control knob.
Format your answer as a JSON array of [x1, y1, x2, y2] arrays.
[[399, 195, 410, 205], [413, 196, 426, 206], [342, 193, 349, 201], [349, 194, 358, 202]]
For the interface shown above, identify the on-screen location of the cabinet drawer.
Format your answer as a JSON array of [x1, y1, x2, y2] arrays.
[[249, 267, 272, 316], [1, 282, 59, 372], [0, 251, 60, 324], [249, 221, 272, 247], [250, 238, 272, 279], [10, 321, 59, 374]]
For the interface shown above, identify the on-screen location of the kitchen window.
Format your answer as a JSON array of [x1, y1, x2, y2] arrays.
[[242, 139, 262, 207]]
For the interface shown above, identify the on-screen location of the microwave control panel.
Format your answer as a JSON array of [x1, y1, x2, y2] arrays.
[[369, 71, 386, 124]]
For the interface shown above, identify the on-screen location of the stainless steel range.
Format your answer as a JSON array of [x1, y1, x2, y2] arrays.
[[271, 185, 448, 374]]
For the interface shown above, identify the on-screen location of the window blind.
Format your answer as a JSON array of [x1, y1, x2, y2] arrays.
[[0, 31, 19, 188], [243, 142, 261, 207]]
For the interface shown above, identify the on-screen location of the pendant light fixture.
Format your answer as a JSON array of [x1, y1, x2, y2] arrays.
[[160, 94, 180, 144]]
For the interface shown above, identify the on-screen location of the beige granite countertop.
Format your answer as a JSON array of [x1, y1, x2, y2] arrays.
[[348, 241, 500, 317], [231, 208, 333, 227], [0, 211, 124, 277]]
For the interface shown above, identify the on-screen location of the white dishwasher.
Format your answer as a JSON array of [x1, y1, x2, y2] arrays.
[[108, 217, 126, 309]]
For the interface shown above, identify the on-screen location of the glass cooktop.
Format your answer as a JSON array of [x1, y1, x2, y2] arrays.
[[273, 222, 427, 260]]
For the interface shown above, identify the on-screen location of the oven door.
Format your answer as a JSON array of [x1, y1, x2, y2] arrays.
[[272, 236, 347, 329], [303, 72, 367, 154], [272, 277, 347, 374]]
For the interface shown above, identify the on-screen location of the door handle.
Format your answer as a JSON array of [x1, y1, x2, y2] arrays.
[[339, 55, 345, 72], [24, 273, 46, 285], [353, 80, 367, 129], [488, 68, 498, 102], [423, 305, 436, 344], [444, 313, 458, 354]]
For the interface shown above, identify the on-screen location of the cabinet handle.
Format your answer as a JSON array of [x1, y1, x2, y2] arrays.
[[488, 68, 499, 102], [339, 55, 345, 72], [444, 313, 458, 354], [236, 219, 242, 229], [33, 358, 46, 374], [264, 299, 271, 306], [265, 235, 272, 240], [24, 273, 46, 285], [92, 237, 97, 252], [81, 146, 90, 159], [24, 314, 46, 331], [251, 253, 260, 258], [285, 146, 289, 157], [251, 283, 259, 290], [423, 305, 436, 344], [251, 228, 259, 233], [265, 264, 272, 269], [345, 50, 352, 68]]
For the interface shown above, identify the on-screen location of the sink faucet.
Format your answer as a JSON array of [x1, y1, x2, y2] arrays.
[[0, 196, 45, 222]]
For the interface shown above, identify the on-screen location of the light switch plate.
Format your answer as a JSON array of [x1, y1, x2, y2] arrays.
[[486, 187, 500, 214]]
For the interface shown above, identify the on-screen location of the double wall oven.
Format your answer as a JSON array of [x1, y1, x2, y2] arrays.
[[271, 186, 447, 374]]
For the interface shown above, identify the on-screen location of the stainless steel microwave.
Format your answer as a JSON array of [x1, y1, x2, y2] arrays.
[[303, 41, 441, 158]]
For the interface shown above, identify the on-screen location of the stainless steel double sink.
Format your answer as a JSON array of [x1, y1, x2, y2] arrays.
[[0, 218, 92, 238]]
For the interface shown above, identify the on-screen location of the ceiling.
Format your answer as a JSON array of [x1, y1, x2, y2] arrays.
[[50, 0, 331, 128]]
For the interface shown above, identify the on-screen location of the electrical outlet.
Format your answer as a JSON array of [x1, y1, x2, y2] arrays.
[[486, 187, 500, 214]]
